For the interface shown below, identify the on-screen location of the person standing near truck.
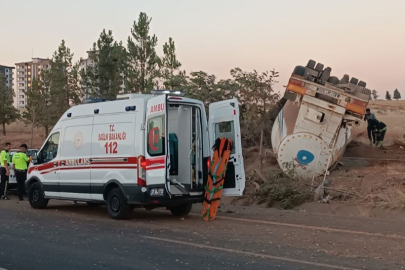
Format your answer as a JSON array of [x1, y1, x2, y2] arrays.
[[12, 144, 32, 201], [0, 142, 12, 200], [364, 108, 377, 145]]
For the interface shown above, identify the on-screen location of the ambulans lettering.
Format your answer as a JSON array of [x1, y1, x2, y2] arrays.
[[150, 103, 165, 114], [63, 158, 91, 166]]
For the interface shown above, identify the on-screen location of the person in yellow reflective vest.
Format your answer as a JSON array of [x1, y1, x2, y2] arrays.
[[0, 142, 12, 200], [12, 144, 32, 201]]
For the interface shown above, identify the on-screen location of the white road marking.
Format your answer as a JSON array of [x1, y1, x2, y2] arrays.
[[144, 236, 361, 270], [186, 212, 405, 240]]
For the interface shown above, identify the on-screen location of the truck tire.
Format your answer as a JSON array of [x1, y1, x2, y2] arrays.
[[107, 188, 132, 219], [350, 77, 359, 85], [306, 60, 316, 69], [358, 81, 367, 87], [169, 203, 193, 216], [315, 63, 324, 72], [293, 66, 306, 76], [28, 182, 49, 209], [328, 76, 339, 85]]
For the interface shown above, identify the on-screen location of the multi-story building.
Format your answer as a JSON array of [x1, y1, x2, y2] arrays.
[[0, 65, 15, 89], [15, 58, 50, 108]]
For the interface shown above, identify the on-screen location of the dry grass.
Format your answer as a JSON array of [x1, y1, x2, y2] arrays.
[[0, 122, 45, 149], [329, 160, 405, 210], [367, 189, 405, 210]]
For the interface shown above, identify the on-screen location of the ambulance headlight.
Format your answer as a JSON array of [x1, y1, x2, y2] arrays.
[[150, 188, 164, 196]]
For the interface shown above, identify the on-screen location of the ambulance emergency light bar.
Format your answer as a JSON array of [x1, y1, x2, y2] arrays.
[[150, 90, 185, 97]]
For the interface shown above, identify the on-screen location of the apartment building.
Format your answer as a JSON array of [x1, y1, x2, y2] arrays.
[[15, 58, 50, 108], [0, 65, 15, 89]]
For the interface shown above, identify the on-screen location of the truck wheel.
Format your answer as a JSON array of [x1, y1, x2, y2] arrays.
[[107, 188, 132, 219], [293, 66, 306, 76], [28, 182, 49, 209], [350, 77, 359, 85], [169, 203, 193, 216], [306, 59, 316, 69]]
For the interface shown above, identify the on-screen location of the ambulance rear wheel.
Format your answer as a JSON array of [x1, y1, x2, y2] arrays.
[[169, 203, 192, 216], [28, 182, 49, 209], [107, 188, 132, 219]]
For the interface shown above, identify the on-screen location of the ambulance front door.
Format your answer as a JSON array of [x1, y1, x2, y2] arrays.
[[145, 95, 170, 193], [208, 98, 246, 196]]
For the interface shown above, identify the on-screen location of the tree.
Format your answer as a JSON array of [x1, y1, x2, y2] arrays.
[[80, 29, 127, 99], [42, 40, 81, 128], [0, 74, 19, 136], [27, 40, 80, 136], [371, 89, 379, 100], [159, 37, 188, 90], [23, 77, 55, 138], [126, 12, 160, 93], [393, 89, 401, 100], [230, 68, 280, 147], [184, 71, 237, 108], [386, 91, 392, 100]]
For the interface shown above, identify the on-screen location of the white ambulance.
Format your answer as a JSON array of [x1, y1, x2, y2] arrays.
[[26, 91, 245, 219]]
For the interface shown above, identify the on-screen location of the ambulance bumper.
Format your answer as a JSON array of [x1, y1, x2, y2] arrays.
[[125, 184, 203, 206]]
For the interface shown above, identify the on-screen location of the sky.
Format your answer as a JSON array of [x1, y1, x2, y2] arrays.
[[1, 0, 404, 96]]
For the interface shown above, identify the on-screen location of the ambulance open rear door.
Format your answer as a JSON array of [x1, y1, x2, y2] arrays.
[[145, 94, 189, 198], [208, 98, 246, 196]]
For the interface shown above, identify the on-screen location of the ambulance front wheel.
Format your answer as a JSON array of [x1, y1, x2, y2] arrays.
[[169, 203, 193, 216], [106, 188, 132, 219], [28, 182, 49, 209]]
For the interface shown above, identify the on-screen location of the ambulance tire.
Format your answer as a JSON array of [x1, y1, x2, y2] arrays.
[[169, 203, 193, 216], [107, 188, 132, 219], [28, 182, 49, 209]]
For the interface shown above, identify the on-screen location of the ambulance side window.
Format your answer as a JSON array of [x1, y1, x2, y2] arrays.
[[36, 132, 60, 165], [215, 121, 235, 154], [147, 115, 165, 156]]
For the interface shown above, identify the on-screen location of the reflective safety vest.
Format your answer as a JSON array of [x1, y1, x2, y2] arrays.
[[0, 150, 10, 167]]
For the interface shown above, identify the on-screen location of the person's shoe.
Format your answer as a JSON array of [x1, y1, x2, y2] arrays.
[[3, 196, 9, 200], [0, 196, 4, 200]]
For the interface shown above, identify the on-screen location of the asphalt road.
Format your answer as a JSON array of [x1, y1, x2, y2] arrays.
[[1, 197, 405, 270]]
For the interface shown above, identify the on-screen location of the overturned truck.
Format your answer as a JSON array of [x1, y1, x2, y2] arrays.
[[271, 60, 371, 179]]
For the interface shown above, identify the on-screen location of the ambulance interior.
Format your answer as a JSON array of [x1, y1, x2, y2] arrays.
[[167, 103, 204, 191]]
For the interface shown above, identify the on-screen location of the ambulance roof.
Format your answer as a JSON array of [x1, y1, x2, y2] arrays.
[[59, 94, 204, 121]]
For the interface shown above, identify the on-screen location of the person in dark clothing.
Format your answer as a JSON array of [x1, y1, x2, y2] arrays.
[[369, 119, 387, 147], [364, 108, 376, 145]]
